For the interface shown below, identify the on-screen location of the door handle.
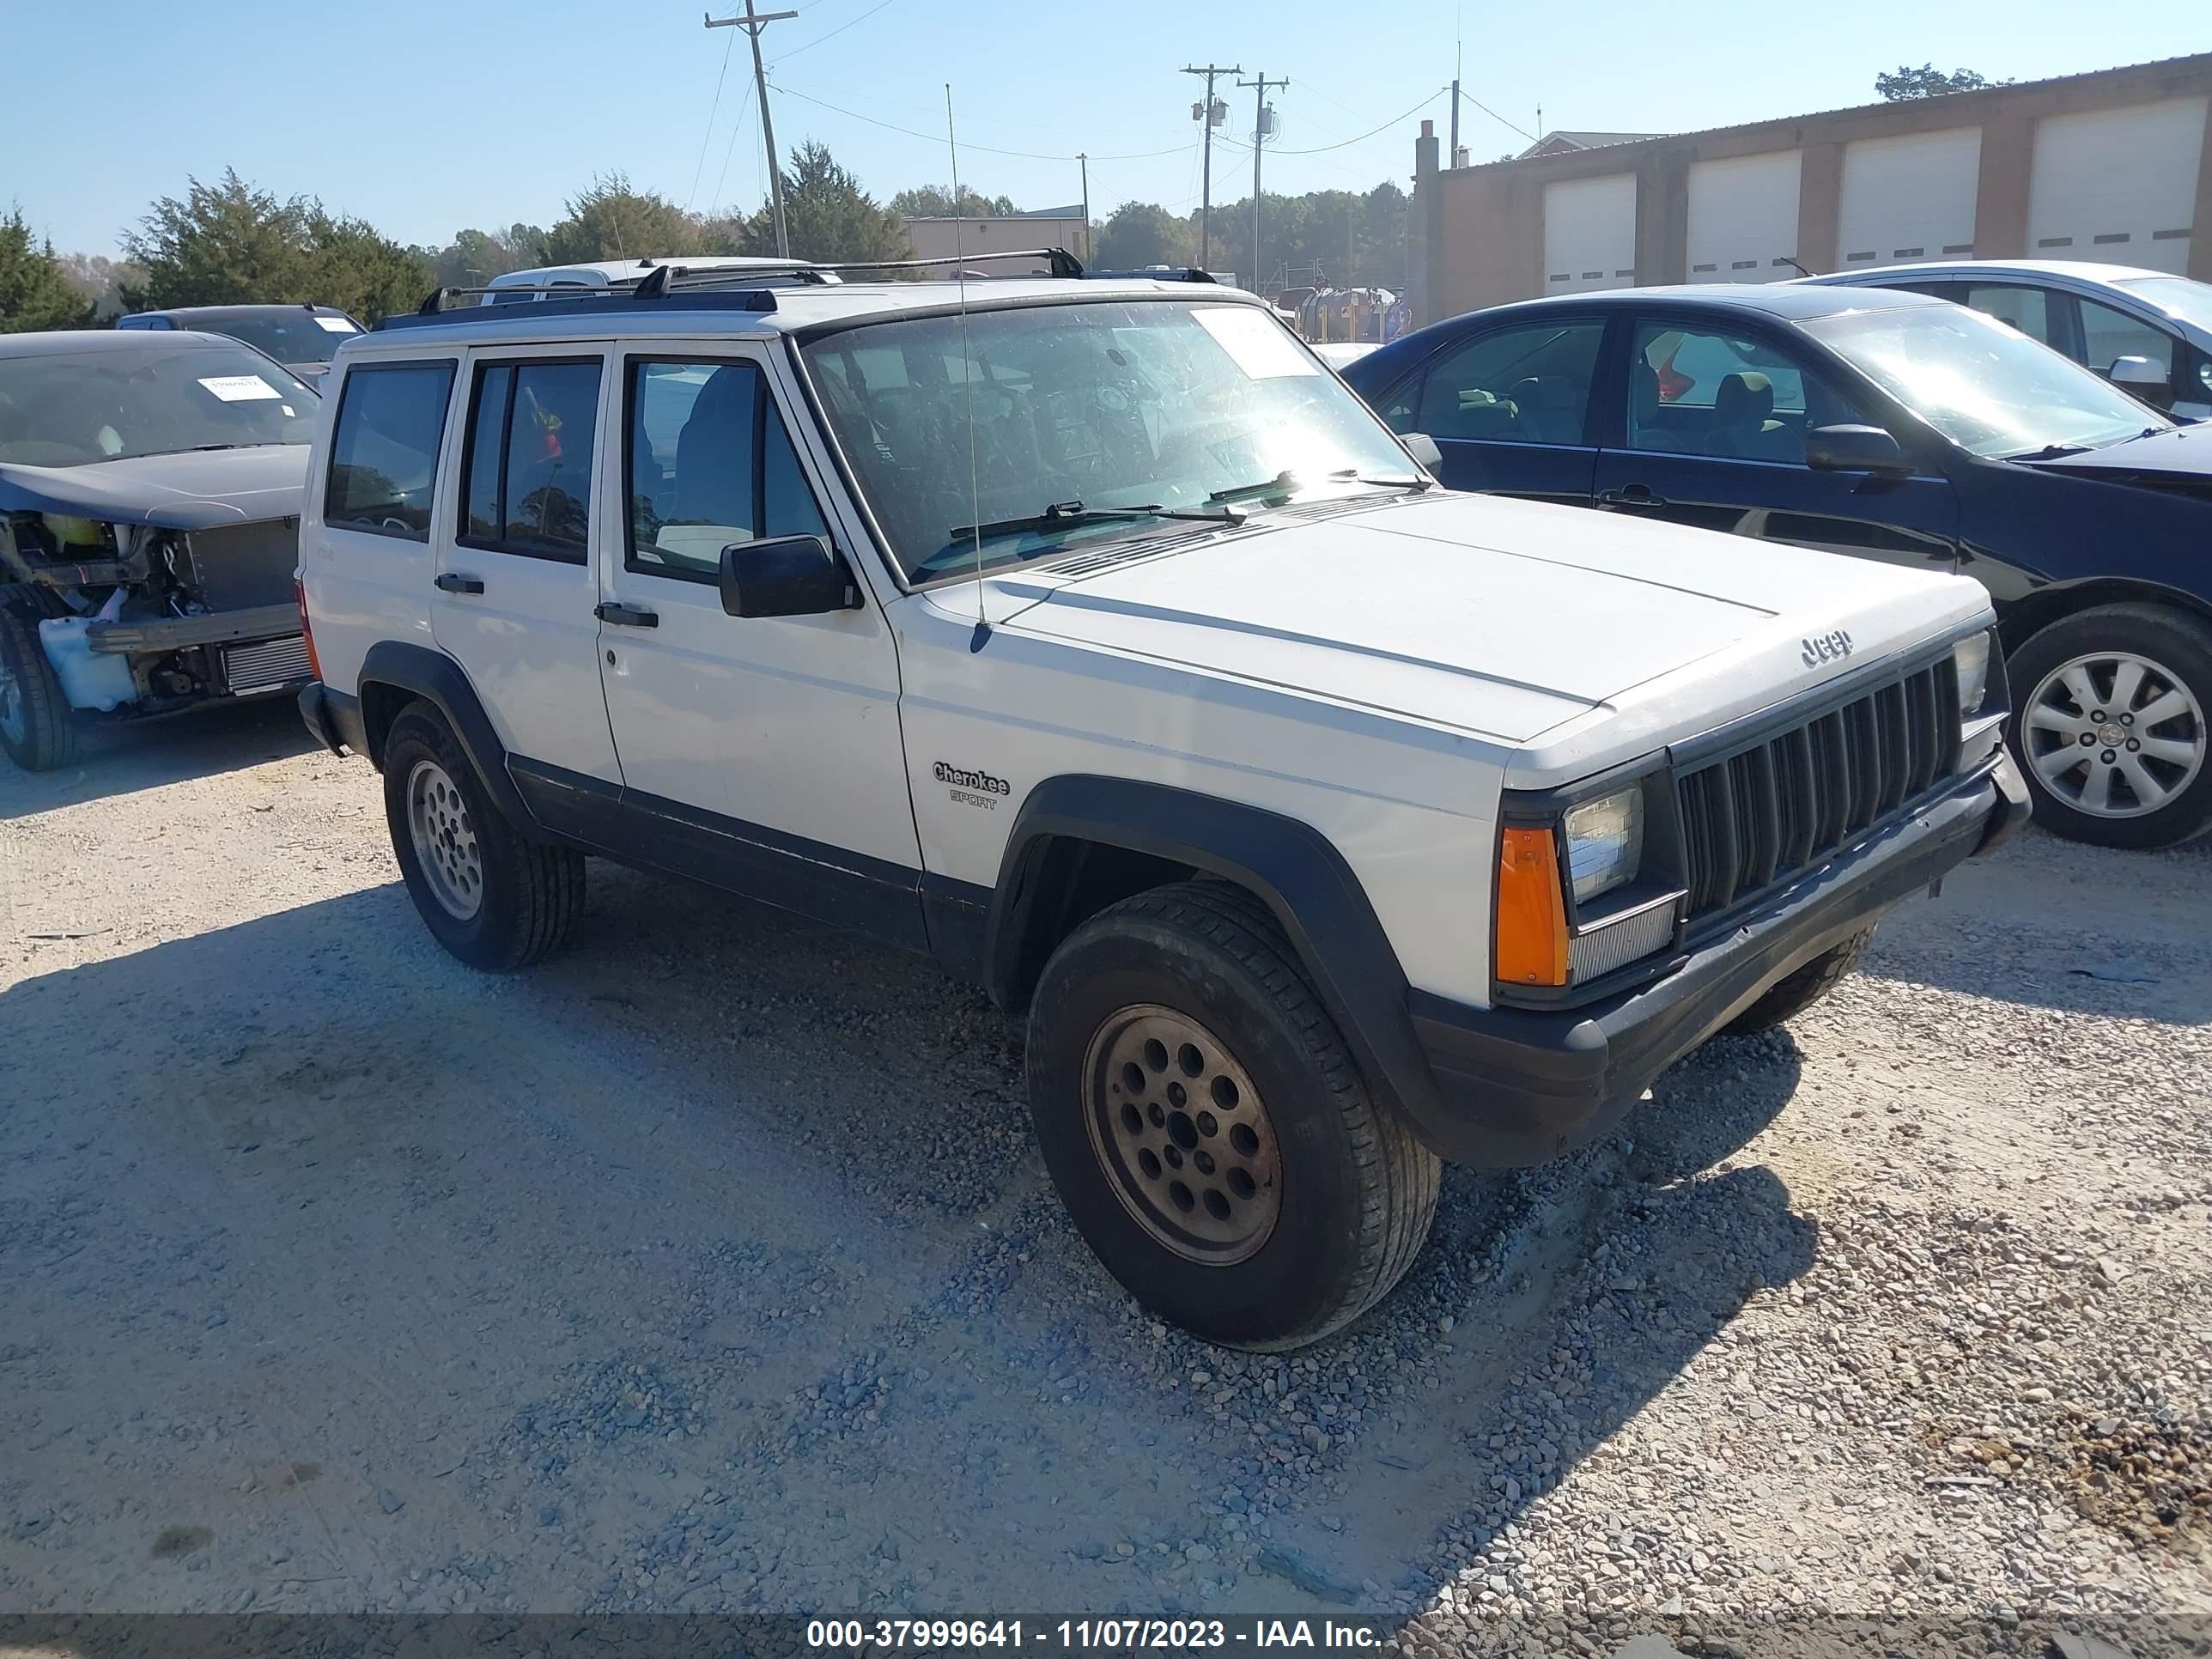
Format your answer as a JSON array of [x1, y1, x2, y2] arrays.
[[1597, 486, 1667, 508], [434, 572, 485, 594], [595, 602, 659, 629]]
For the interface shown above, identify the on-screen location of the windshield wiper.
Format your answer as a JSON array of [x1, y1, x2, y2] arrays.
[[947, 500, 1242, 542], [1207, 471, 1304, 506], [1329, 468, 1433, 492], [2009, 441, 2094, 460]]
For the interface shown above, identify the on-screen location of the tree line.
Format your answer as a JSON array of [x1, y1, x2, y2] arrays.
[[3, 149, 1411, 334]]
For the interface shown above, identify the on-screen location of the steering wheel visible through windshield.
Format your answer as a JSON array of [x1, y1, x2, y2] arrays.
[[1802, 303, 2171, 460], [799, 298, 1422, 582]]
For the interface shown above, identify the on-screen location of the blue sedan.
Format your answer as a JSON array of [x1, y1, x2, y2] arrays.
[[1340, 283, 2212, 849]]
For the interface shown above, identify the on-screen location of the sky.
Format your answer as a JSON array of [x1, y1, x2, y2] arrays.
[[4, 0, 2207, 260]]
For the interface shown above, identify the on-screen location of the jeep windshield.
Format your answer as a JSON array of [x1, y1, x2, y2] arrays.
[[800, 297, 1422, 582], [0, 340, 319, 468]]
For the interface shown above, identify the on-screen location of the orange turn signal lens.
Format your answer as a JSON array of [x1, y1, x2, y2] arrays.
[[1495, 825, 1570, 988]]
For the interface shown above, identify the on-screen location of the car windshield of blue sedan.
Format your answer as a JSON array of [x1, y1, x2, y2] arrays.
[[1802, 305, 2168, 460], [0, 341, 320, 468], [802, 299, 1419, 583]]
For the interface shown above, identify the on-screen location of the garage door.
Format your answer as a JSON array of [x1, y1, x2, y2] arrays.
[[1686, 150, 1802, 283], [1837, 128, 1982, 266], [2028, 98, 2206, 276], [1543, 174, 1638, 295]]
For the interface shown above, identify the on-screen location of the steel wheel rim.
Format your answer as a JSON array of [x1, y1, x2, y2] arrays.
[[2023, 651, 2206, 819], [1082, 1004, 1280, 1266], [406, 758, 483, 920]]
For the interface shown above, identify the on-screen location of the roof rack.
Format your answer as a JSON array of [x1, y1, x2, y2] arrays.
[[385, 247, 1224, 330]]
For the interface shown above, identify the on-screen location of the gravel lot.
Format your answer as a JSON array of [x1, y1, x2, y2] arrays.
[[2, 703, 2207, 1654]]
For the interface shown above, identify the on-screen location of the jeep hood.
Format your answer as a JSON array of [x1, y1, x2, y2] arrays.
[[989, 491, 1990, 757], [0, 444, 310, 531]]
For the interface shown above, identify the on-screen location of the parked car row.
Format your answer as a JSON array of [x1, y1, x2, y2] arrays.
[[1340, 268, 2212, 849]]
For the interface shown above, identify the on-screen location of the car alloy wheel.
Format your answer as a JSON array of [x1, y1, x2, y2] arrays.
[[2022, 652, 2207, 819], [1083, 1004, 1281, 1265], [405, 757, 484, 921]]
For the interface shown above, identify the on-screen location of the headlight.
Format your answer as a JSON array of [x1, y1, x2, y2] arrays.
[[1953, 632, 1992, 716], [1563, 787, 1644, 903]]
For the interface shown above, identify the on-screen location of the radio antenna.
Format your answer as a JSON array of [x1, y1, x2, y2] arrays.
[[946, 84, 989, 653]]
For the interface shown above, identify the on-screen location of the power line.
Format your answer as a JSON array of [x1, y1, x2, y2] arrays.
[[686, 27, 738, 213], [773, 0, 896, 64], [1458, 84, 1534, 142], [1243, 87, 1447, 155], [772, 82, 1192, 161], [707, 75, 758, 219]]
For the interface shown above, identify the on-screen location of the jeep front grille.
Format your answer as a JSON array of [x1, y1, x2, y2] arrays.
[[1677, 656, 1961, 923]]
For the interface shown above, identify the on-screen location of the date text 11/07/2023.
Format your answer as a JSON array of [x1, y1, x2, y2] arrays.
[[805, 1620, 1389, 1650]]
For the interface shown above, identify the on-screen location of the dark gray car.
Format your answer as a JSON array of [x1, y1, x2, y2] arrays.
[[0, 330, 319, 769], [116, 303, 366, 389]]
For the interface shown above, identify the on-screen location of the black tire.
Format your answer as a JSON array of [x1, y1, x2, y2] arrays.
[[1024, 879, 1440, 1351], [2007, 603, 2212, 850], [381, 702, 585, 970], [0, 605, 80, 772], [1726, 928, 1874, 1035]]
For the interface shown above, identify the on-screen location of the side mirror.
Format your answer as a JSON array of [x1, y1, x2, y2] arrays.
[[1401, 431, 1443, 471], [719, 534, 860, 618], [2107, 354, 2169, 390], [1807, 423, 1911, 476]]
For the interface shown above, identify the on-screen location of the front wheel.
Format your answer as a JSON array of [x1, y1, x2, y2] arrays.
[[2010, 604, 2212, 849], [1024, 881, 1439, 1350], [0, 606, 79, 773], [1725, 928, 1874, 1035]]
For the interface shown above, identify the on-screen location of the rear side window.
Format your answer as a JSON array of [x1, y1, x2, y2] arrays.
[[623, 359, 828, 580], [459, 358, 604, 562], [325, 361, 457, 541]]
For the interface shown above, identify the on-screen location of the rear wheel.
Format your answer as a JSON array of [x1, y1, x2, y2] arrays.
[[381, 703, 585, 970], [0, 606, 78, 773], [1025, 880, 1440, 1350], [2010, 605, 2212, 849]]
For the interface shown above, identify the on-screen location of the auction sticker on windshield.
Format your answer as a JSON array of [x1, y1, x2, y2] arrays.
[[198, 374, 283, 402], [314, 317, 360, 333], [1194, 307, 1318, 379]]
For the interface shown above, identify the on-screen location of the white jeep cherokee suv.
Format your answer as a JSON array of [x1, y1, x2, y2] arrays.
[[295, 264, 2027, 1349]]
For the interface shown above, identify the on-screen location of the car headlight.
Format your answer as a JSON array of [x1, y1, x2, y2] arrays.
[[1953, 631, 1992, 717], [1563, 787, 1644, 903]]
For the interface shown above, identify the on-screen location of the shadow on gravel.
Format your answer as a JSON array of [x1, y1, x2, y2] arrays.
[[0, 697, 313, 823], [0, 866, 1819, 1620]]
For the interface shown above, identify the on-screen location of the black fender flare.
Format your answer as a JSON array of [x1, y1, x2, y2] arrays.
[[356, 641, 534, 831], [987, 775, 1455, 1154]]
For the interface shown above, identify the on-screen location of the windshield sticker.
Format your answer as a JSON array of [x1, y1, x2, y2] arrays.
[[1194, 307, 1319, 380], [314, 316, 359, 334], [198, 374, 283, 402]]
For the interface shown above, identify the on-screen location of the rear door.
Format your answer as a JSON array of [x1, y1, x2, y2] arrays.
[[429, 343, 620, 782], [1592, 313, 1960, 575], [1370, 315, 1607, 504]]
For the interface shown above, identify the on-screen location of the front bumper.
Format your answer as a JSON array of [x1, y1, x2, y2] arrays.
[[1404, 753, 2027, 1167], [298, 681, 368, 759]]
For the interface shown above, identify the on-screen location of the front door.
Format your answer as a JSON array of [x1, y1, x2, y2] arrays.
[[1373, 316, 1607, 505], [1592, 317, 1960, 576], [429, 343, 621, 781], [592, 346, 924, 945]]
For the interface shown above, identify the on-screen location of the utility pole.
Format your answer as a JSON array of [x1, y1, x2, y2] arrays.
[[706, 3, 798, 258], [1240, 72, 1287, 294], [1078, 153, 1091, 264], [1182, 64, 1240, 273], [1449, 40, 1462, 170]]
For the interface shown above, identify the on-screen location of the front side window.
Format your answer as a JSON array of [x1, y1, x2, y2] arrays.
[[624, 359, 829, 579], [1408, 321, 1603, 446], [799, 299, 1418, 584], [1627, 324, 1863, 464], [2077, 298, 2172, 379], [325, 361, 454, 540], [0, 340, 318, 471], [1804, 303, 2170, 460], [459, 358, 603, 562]]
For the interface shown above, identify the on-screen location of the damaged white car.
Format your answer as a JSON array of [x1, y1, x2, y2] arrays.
[[0, 329, 319, 770]]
